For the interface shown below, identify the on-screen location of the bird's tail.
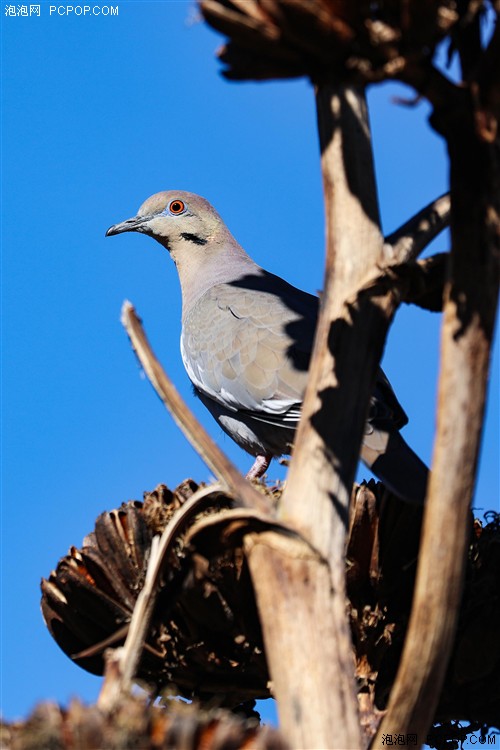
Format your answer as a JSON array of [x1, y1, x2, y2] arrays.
[[361, 429, 429, 505]]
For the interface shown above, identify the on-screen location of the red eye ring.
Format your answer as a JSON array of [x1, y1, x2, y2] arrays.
[[169, 199, 185, 215]]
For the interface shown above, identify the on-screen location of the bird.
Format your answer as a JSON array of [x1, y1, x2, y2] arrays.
[[106, 190, 428, 504]]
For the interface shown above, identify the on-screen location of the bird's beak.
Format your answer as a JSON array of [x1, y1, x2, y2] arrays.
[[105, 215, 150, 237]]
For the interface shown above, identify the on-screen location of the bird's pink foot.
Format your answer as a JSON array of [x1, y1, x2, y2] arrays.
[[246, 454, 272, 480]]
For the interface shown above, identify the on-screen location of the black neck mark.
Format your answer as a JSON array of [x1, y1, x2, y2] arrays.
[[180, 232, 207, 246]]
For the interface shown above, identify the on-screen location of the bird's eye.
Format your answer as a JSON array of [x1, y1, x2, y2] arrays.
[[169, 200, 185, 215]]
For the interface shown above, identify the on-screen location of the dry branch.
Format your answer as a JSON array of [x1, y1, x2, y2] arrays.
[[283, 85, 391, 555], [121, 301, 272, 517], [243, 84, 397, 750], [374, 43, 500, 750], [384, 193, 450, 265]]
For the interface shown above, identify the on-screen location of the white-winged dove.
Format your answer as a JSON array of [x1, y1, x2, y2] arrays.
[[107, 191, 428, 504]]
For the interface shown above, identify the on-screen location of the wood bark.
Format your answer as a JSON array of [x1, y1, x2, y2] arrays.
[[281, 85, 395, 558], [374, 94, 500, 748], [245, 84, 400, 749]]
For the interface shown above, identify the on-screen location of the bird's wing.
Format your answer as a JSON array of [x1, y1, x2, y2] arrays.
[[181, 269, 409, 432], [181, 272, 317, 423]]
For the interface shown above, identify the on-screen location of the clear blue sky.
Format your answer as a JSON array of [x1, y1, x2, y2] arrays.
[[1, 0, 498, 736]]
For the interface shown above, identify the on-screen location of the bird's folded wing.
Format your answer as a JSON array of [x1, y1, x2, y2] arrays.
[[181, 276, 408, 434], [181, 281, 315, 421]]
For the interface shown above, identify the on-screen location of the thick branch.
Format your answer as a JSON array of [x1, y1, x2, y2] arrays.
[[120, 302, 272, 516], [374, 104, 500, 747], [282, 85, 394, 565], [246, 85, 398, 750]]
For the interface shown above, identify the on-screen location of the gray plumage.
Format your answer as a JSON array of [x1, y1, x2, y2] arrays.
[[106, 190, 428, 504]]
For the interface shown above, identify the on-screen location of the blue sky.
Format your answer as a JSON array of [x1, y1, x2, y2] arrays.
[[1, 0, 498, 735]]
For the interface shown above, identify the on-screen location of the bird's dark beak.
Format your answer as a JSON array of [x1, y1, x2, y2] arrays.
[[105, 215, 149, 237]]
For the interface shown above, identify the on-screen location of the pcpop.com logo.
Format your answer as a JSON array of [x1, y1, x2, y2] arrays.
[[49, 5, 118, 15]]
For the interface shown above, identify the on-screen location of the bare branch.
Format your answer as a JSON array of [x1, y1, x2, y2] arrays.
[[244, 85, 398, 750], [383, 193, 450, 264], [283, 84, 393, 564], [121, 301, 272, 517], [374, 95, 500, 745]]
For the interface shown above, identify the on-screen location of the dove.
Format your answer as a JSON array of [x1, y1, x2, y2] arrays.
[[106, 190, 428, 504]]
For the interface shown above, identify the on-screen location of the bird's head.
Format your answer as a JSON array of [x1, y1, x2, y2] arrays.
[[106, 190, 257, 312], [105, 190, 229, 255]]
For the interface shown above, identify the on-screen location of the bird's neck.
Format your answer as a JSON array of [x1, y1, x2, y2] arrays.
[[171, 241, 261, 318]]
